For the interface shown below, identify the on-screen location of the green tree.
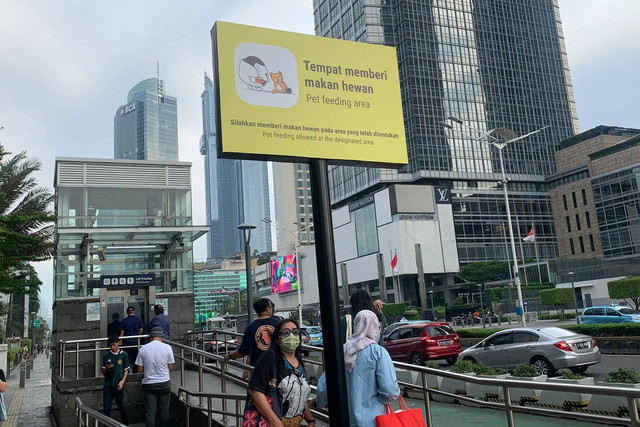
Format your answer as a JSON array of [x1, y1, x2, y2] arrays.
[[0, 146, 54, 293], [458, 261, 510, 285], [540, 288, 574, 319], [608, 276, 640, 310], [382, 303, 406, 322], [218, 291, 248, 316]]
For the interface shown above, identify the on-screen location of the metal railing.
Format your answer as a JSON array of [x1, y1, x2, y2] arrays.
[[393, 361, 640, 427], [58, 335, 148, 379], [178, 387, 245, 427], [59, 329, 640, 426], [75, 396, 126, 427]]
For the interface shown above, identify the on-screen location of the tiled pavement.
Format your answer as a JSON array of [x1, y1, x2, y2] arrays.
[[3, 355, 53, 427]]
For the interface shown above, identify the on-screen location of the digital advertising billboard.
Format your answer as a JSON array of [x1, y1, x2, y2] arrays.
[[270, 253, 298, 294], [212, 21, 407, 167]]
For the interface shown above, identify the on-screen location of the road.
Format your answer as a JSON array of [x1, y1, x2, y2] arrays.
[[585, 354, 640, 382]]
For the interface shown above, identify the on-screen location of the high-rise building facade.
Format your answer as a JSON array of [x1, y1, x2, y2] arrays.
[[314, 0, 579, 265], [200, 74, 272, 261], [272, 162, 315, 255], [114, 77, 179, 161]]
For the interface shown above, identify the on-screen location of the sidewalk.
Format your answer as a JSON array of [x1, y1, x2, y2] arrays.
[[3, 355, 53, 427]]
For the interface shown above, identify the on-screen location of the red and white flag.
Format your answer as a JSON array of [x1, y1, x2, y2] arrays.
[[390, 251, 398, 273], [523, 228, 535, 243]]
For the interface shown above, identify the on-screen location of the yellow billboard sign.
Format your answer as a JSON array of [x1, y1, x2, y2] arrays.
[[212, 21, 407, 167]]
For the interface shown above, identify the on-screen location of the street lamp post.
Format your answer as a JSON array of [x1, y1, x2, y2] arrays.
[[238, 223, 256, 324], [477, 284, 486, 329], [441, 117, 549, 327], [569, 272, 580, 324]]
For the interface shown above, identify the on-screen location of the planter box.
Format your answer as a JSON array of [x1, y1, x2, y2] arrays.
[[398, 369, 441, 399], [467, 374, 511, 401], [508, 375, 547, 405], [437, 372, 475, 404], [537, 377, 594, 409], [586, 382, 640, 417]]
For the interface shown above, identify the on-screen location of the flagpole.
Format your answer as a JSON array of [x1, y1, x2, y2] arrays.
[[514, 213, 529, 286], [389, 250, 395, 302], [532, 223, 542, 283]]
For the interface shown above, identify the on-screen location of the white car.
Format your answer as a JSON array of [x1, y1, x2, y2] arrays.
[[459, 327, 601, 375]]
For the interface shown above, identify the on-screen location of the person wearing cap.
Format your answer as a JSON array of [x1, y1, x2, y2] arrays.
[[148, 304, 170, 340], [136, 326, 175, 427], [120, 306, 144, 373]]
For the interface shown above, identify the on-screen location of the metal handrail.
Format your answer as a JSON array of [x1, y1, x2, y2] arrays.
[[393, 361, 640, 427], [58, 335, 148, 379], [178, 387, 245, 427], [61, 330, 640, 426], [75, 396, 126, 427]]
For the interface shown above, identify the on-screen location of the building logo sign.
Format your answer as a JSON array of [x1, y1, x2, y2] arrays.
[[120, 102, 136, 116], [99, 273, 155, 288], [435, 186, 451, 204], [348, 195, 375, 212]]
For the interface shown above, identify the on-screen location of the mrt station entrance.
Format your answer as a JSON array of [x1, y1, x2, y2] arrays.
[[100, 287, 154, 338]]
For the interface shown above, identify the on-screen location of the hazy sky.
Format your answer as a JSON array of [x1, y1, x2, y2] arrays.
[[1, 0, 638, 309]]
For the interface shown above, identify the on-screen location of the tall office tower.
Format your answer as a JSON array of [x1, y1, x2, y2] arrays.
[[272, 162, 315, 255], [200, 73, 272, 261], [314, 0, 579, 264], [114, 77, 179, 161]]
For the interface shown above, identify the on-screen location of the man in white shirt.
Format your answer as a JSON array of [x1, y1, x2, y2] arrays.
[[136, 326, 175, 427]]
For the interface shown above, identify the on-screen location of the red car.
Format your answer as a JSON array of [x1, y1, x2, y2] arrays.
[[383, 322, 461, 365]]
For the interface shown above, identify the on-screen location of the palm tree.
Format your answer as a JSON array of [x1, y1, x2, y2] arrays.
[[0, 145, 54, 292]]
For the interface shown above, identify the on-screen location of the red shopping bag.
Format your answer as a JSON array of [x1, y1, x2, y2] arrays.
[[375, 396, 427, 427]]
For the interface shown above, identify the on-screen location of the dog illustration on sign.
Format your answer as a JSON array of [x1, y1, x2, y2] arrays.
[[237, 55, 293, 95], [270, 71, 292, 94]]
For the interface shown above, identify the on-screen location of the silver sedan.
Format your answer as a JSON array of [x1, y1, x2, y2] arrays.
[[459, 327, 601, 375]]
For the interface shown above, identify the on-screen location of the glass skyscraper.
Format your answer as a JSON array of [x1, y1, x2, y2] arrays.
[[114, 77, 178, 161], [313, 0, 579, 264], [200, 73, 272, 261]]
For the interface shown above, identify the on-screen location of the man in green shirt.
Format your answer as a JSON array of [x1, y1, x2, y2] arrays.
[[102, 335, 130, 424]]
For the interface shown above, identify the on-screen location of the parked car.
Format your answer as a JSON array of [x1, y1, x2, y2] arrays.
[[382, 320, 427, 340], [202, 332, 239, 354], [459, 326, 601, 376], [581, 306, 640, 324], [383, 322, 461, 365], [300, 328, 311, 356], [305, 326, 323, 346]]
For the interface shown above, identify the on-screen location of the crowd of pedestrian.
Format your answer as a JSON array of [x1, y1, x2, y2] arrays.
[[101, 303, 172, 427], [224, 291, 399, 427], [99, 292, 400, 426]]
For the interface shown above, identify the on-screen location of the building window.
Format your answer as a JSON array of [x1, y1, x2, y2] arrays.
[[572, 192, 578, 208], [579, 236, 585, 253], [563, 194, 568, 210], [351, 203, 379, 257], [575, 214, 581, 230], [585, 211, 591, 228], [582, 189, 588, 206], [565, 216, 571, 232], [589, 234, 595, 251], [570, 238, 575, 255]]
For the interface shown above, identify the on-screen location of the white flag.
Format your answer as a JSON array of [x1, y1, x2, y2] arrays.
[[523, 228, 535, 243]]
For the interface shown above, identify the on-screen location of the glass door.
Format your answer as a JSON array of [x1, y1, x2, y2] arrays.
[[106, 293, 126, 338], [101, 289, 149, 337]]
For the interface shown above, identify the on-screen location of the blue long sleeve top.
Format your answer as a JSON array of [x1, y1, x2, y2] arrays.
[[316, 344, 401, 426]]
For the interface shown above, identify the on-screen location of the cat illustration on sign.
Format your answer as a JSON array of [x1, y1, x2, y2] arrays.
[[238, 56, 270, 90], [270, 71, 292, 94]]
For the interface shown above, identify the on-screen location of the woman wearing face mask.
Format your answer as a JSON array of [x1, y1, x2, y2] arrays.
[[244, 318, 315, 427]]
